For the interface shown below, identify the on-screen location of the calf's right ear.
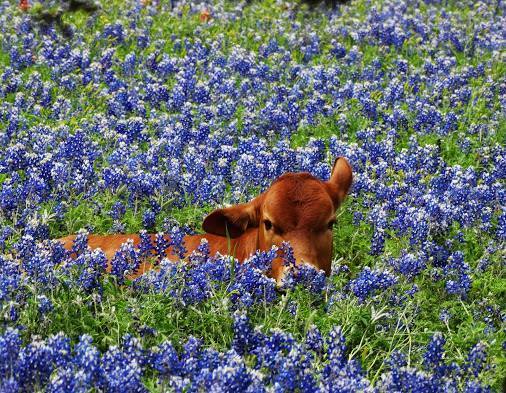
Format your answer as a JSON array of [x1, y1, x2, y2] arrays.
[[202, 195, 263, 238], [326, 157, 353, 207]]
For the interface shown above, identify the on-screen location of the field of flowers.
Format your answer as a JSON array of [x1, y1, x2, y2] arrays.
[[0, 0, 505, 391]]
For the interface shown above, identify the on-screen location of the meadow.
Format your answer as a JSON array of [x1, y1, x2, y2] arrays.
[[0, 0, 505, 391]]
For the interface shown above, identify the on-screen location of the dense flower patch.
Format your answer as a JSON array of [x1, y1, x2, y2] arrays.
[[0, 315, 491, 392], [0, 0, 505, 390]]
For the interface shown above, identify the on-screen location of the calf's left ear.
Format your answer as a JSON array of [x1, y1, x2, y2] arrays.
[[202, 195, 263, 238], [326, 157, 353, 208]]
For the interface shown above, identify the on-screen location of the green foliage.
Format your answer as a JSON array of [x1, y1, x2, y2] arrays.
[[2, 0, 505, 390]]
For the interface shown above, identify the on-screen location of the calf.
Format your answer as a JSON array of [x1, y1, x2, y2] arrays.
[[58, 157, 353, 283]]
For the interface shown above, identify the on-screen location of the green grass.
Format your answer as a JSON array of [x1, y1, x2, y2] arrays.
[[15, 246, 504, 388], [1, 0, 505, 390]]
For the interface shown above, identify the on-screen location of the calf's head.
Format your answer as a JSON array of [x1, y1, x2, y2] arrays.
[[203, 157, 353, 281]]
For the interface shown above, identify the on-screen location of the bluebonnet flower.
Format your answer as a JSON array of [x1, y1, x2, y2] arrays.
[[232, 312, 261, 356], [280, 241, 295, 268], [102, 23, 125, 44], [239, 248, 276, 273], [193, 238, 210, 261], [0, 310, 495, 391], [0, 328, 22, 380], [66, 249, 108, 293], [497, 208, 506, 240], [388, 252, 426, 280], [150, 341, 181, 377], [324, 326, 347, 371], [47, 366, 90, 393], [122, 52, 137, 76], [0, 377, 20, 393], [465, 342, 487, 378], [110, 240, 141, 285], [444, 251, 472, 298], [439, 309, 451, 324], [36, 294, 53, 315], [348, 267, 398, 302], [305, 325, 324, 355], [154, 232, 170, 260], [70, 230, 90, 256], [405, 284, 419, 298], [14, 237, 58, 287], [72, 335, 101, 387], [109, 201, 126, 221], [283, 263, 327, 294], [168, 226, 187, 259], [100, 345, 146, 393], [0, 256, 23, 303], [142, 209, 156, 229], [423, 332, 447, 377], [14, 334, 63, 390], [476, 256, 491, 273], [286, 301, 298, 315], [330, 40, 346, 59], [229, 263, 278, 308], [320, 325, 371, 391], [138, 230, 154, 259]]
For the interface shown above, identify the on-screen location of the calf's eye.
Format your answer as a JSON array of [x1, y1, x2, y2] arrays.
[[327, 220, 335, 230], [264, 220, 273, 230]]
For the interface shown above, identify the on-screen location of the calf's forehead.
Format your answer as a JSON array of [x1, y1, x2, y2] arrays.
[[263, 176, 334, 227]]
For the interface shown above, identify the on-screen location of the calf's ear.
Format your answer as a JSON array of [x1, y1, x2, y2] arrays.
[[326, 157, 353, 208], [203, 195, 263, 238]]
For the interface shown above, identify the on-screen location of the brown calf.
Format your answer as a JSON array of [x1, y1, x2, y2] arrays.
[[58, 157, 353, 283]]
